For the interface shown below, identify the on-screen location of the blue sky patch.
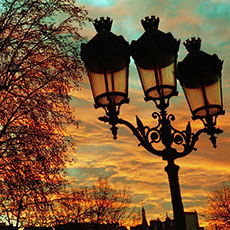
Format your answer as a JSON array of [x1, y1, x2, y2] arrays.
[[196, 1, 230, 20], [78, 0, 116, 7]]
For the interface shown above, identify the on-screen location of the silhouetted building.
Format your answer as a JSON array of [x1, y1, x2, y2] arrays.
[[149, 215, 174, 230], [184, 211, 199, 230], [130, 209, 201, 230], [130, 207, 149, 230], [142, 207, 149, 230]]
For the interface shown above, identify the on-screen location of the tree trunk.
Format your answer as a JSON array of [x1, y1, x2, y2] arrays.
[[16, 199, 23, 230]]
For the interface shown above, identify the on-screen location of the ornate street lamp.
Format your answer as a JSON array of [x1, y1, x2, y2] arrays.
[[81, 16, 224, 230], [131, 16, 180, 106], [177, 37, 224, 147], [81, 17, 130, 139]]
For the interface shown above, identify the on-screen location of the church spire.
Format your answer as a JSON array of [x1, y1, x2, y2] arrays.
[[142, 206, 148, 227]]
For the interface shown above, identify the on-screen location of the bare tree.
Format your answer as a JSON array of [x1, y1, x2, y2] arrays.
[[205, 182, 230, 229], [77, 178, 132, 228], [42, 187, 94, 226], [32, 178, 133, 229], [0, 0, 89, 228]]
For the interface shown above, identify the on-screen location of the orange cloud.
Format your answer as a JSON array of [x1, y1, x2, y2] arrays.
[[70, 0, 230, 225]]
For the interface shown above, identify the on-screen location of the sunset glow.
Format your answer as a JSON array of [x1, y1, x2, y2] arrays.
[[68, 0, 230, 227]]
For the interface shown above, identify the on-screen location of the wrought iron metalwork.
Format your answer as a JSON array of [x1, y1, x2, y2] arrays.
[[98, 99, 223, 158], [81, 16, 224, 230], [97, 98, 223, 230]]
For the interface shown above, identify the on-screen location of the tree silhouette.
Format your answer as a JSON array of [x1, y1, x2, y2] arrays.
[[23, 178, 132, 229], [205, 182, 230, 229], [0, 0, 88, 228], [88, 178, 131, 226]]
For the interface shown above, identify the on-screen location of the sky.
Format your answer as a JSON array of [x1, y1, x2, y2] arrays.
[[67, 0, 230, 227]]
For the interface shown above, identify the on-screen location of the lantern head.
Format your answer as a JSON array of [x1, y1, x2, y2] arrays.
[[130, 16, 180, 104], [177, 37, 224, 121], [81, 17, 130, 108]]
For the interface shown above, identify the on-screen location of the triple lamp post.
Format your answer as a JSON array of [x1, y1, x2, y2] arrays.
[[80, 16, 224, 230]]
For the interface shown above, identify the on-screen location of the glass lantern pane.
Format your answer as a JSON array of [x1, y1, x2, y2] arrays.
[[184, 79, 222, 118], [88, 72, 106, 99], [138, 62, 176, 99], [161, 62, 176, 96], [114, 68, 128, 93], [184, 87, 205, 117], [205, 79, 221, 104], [204, 79, 222, 115], [138, 67, 156, 94], [88, 66, 128, 106]]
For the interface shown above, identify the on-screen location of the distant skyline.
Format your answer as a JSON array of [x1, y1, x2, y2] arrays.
[[68, 0, 230, 226]]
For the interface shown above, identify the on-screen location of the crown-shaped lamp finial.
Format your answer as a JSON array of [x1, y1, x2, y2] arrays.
[[93, 17, 113, 33], [141, 16, 160, 31], [183, 37, 202, 52]]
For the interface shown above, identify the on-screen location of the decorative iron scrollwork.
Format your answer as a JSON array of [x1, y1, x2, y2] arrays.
[[98, 103, 223, 161]]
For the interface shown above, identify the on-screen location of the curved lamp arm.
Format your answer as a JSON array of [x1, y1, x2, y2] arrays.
[[98, 107, 223, 161]]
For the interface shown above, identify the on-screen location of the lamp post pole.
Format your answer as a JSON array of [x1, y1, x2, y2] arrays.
[[165, 160, 185, 229], [81, 16, 224, 230]]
